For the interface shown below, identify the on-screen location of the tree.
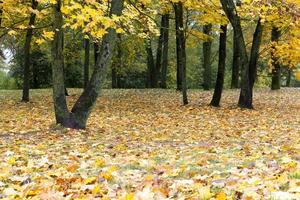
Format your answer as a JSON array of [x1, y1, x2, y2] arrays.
[[83, 38, 90, 88], [22, 0, 38, 102], [160, 14, 170, 89], [145, 38, 157, 88], [230, 0, 241, 89], [210, 25, 227, 107], [271, 27, 281, 90], [174, 2, 188, 105], [202, 24, 212, 90], [51, 0, 124, 129], [220, 0, 252, 108]]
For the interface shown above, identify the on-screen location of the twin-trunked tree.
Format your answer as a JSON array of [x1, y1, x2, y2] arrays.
[[51, 0, 124, 129]]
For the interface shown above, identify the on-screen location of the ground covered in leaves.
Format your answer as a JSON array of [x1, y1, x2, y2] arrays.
[[0, 89, 300, 200]]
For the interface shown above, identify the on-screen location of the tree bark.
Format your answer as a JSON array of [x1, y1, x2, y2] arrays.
[[84, 38, 90, 88], [94, 42, 99, 67], [145, 39, 157, 88], [51, 0, 124, 129], [230, 0, 241, 89], [220, 0, 252, 108], [160, 14, 169, 89], [22, 0, 38, 102], [174, 2, 188, 105], [271, 27, 281, 90], [249, 19, 263, 91], [286, 69, 291, 87], [112, 34, 122, 88], [202, 24, 212, 90], [210, 25, 227, 107], [231, 31, 241, 89]]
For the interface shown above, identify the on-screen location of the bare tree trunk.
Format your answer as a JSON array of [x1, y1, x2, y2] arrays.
[[84, 38, 90, 88], [231, 31, 240, 89], [211, 25, 227, 107], [160, 14, 169, 89], [202, 24, 212, 90], [145, 39, 157, 88], [22, 0, 38, 102], [230, 0, 241, 89], [112, 34, 122, 88], [286, 69, 291, 87], [271, 27, 281, 90], [174, 2, 188, 105], [249, 19, 263, 91]]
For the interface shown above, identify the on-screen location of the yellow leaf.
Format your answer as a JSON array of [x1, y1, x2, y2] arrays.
[[7, 157, 16, 165], [84, 177, 97, 185], [94, 158, 105, 168], [92, 184, 101, 195], [216, 191, 227, 200]]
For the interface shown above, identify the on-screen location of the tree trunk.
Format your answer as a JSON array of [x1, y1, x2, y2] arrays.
[[145, 39, 157, 88], [84, 38, 90, 88], [271, 27, 281, 90], [174, 5, 183, 91], [220, 0, 252, 109], [155, 15, 165, 87], [249, 19, 263, 91], [230, 0, 241, 89], [160, 14, 169, 89], [62, 36, 69, 96], [112, 34, 122, 88], [231, 31, 241, 89], [286, 69, 291, 87], [94, 42, 99, 67], [202, 24, 212, 90], [51, 0, 124, 129], [22, 0, 38, 102], [210, 25, 227, 107], [174, 2, 188, 105]]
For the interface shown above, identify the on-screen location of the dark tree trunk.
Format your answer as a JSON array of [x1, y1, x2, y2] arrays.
[[220, 0, 252, 109], [174, 5, 183, 91], [230, 0, 241, 89], [155, 15, 165, 86], [145, 39, 157, 88], [62, 33, 69, 96], [84, 38, 90, 88], [286, 69, 291, 87], [51, 0, 124, 129], [112, 34, 122, 88], [174, 2, 188, 105], [0, 1, 3, 26], [202, 24, 212, 90], [94, 42, 99, 67], [22, 0, 38, 102], [249, 19, 263, 91], [231, 31, 241, 89], [210, 25, 227, 107], [160, 14, 169, 89], [271, 27, 281, 90]]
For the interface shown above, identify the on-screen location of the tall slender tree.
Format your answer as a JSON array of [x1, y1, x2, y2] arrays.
[[22, 0, 38, 102], [271, 27, 281, 90], [174, 2, 188, 105], [230, 0, 241, 89], [160, 14, 169, 89], [202, 24, 212, 90], [83, 38, 90, 88], [211, 25, 227, 107], [145, 38, 157, 88]]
